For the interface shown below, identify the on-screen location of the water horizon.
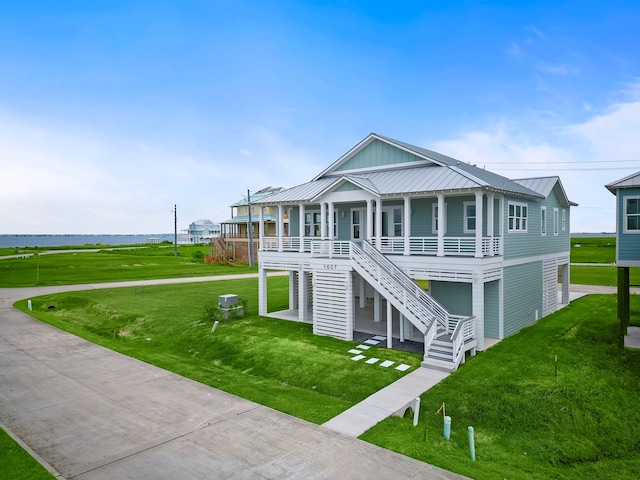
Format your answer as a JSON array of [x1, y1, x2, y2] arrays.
[[0, 233, 176, 248]]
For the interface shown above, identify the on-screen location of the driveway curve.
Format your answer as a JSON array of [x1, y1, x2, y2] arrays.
[[0, 276, 466, 480]]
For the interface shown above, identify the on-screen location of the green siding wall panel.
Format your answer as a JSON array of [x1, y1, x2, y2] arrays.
[[617, 188, 640, 263], [430, 281, 472, 316], [503, 262, 542, 337], [484, 280, 500, 338]]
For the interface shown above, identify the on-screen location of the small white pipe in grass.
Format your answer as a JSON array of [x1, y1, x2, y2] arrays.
[[211, 321, 219, 333], [468, 426, 476, 461], [413, 397, 421, 426], [28, 300, 32, 311], [444, 415, 451, 440]]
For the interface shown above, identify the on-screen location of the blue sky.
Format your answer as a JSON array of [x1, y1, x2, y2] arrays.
[[1, 1, 639, 234]]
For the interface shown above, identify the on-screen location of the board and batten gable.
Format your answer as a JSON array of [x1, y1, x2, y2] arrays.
[[334, 138, 427, 172], [615, 186, 640, 266]]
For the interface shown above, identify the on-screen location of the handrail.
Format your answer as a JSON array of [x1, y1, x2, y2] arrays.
[[451, 316, 476, 365], [359, 241, 450, 330]]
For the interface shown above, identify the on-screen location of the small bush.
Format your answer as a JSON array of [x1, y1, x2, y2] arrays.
[[191, 250, 204, 262]]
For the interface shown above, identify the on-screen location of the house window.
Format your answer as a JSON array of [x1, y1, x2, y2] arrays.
[[562, 209, 566, 231], [508, 202, 528, 232], [541, 206, 547, 236], [432, 203, 447, 234], [553, 208, 559, 235], [624, 197, 640, 232], [382, 207, 403, 236], [352, 209, 362, 240], [464, 202, 476, 233], [305, 211, 322, 237]]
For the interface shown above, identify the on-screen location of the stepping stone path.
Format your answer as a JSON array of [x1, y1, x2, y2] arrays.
[[349, 336, 412, 372]]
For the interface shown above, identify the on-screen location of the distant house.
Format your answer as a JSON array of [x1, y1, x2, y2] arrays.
[[179, 219, 221, 244], [252, 133, 576, 371], [606, 171, 640, 346], [220, 186, 285, 262]]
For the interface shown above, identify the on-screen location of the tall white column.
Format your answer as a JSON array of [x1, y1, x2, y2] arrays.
[[320, 202, 327, 240], [289, 271, 297, 309], [472, 278, 485, 350], [258, 265, 267, 316], [328, 202, 334, 240], [386, 300, 393, 349], [359, 276, 366, 308], [374, 290, 381, 322], [437, 194, 445, 257], [404, 195, 411, 256], [259, 206, 265, 249], [278, 204, 284, 252], [475, 191, 484, 258], [366, 199, 374, 243], [298, 270, 308, 322], [299, 203, 305, 253], [487, 193, 495, 256], [375, 198, 382, 248]]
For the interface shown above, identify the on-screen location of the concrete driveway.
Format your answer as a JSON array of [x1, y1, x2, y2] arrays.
[[0, 280, 466, 480]]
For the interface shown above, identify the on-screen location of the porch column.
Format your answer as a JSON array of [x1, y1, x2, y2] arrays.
[[399, 313, 405, 342], [472, 277, 485, 350], [299, 203, 305, 252], [258, 265, 268, 316], [437, 193, 445, 257], [475, 191, 484, 258], [366, 199, 374, 242], [359, 276, 366, 308], [561, 263, 570, 305], [487, 193, 495, 256], [320, 202, 327, 239], [375, 198, 383, 249], [298, 269, 308, 322], [289, 271, 297, 309], [259, 206, 265, 249], [374, 290, 381, 322], [328, 202, 335, 240], [499, 195, 504, 254], [278, 204, 284, 252], [386, 300, 393, 349], [404, 195, 411, 256]]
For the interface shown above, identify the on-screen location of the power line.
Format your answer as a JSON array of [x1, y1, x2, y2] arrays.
[[494, 166, 640, 172], [484, 158, 640, 165]]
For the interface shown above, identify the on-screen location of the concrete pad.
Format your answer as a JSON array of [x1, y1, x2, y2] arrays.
[[380, 360, 395, 367], [373, 335, 387, 341], [356, 344, 371, 350], [365, 357, 380, 364], [364, 339, 379, 345], [396, 364, 411, 371], [351, 354, 366, 361], [348, 348, 362, 354]]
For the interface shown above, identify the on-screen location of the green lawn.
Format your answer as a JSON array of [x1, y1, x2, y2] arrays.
[[0, 427, 55, 480], [570, 237, 616, 264], [16, 276, 422, 424], [0, 245, 256, 287], [360, 294, 640, 480]]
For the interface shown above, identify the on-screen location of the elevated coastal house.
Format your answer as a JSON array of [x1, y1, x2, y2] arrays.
[[606, 172, 640, 348], [178, 219, 221, 244], [219, 186, 285, 262], [254, 134, 575, 370]]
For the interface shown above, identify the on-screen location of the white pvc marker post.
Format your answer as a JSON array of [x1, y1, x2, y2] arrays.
[[27, 300, 32, 311], [413, 397, 421, 426], [211, 320, 219, 333]]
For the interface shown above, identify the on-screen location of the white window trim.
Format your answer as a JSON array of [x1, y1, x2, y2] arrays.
[[553, 208, 559, 236], [351, 208, 365, 240], [623, 196, 640, 234], [304, 209, 321, 237], [507, 201, 528, 233], [562, 209, 566, 232], [432, 203, 447, 234], [382, 206, 404, 237], [541, 206, 547, 236], [463, 201, 476, 233]]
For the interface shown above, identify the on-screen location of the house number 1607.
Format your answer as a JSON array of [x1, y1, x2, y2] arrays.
[[324, 264, 336, 270]]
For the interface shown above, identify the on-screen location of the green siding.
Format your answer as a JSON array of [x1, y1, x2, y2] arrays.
[[430, 281, 472, 316], [410, 198, 432, 236], [335, 139, 425, 172], [290, 206, 300, 236], [616, 188, 640, 263], [335, 182, 362, 192], [503, 188, 570, 260], [484, 280, 500, 338], [503, 262, 542, 337]]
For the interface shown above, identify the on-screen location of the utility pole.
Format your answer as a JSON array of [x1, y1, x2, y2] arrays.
[[247, 188, 255, 267], [174, 204, 178, 258]]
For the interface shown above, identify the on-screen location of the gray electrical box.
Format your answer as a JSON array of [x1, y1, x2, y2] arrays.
[[219, 294, 238, 308]]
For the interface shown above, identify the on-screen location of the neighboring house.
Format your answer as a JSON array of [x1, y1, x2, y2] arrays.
[[605, 172, 640, 347], [220, 186, 285, 262], [253, 133, 576, 371], [179, 219, 221, 244]]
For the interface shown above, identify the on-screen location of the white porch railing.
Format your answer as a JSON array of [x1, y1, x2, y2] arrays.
[[451, 316, 476, 365], [261, 235, 502, 257]]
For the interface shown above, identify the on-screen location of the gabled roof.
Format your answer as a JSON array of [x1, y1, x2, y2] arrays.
[[230, 186, 283, 207], [513, 177, 578, 207], [605, 171, 640, 194], [255, 133, 571, 205]]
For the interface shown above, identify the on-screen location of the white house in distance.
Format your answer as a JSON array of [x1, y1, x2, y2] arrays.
[[178, 219, 221, 244], [253, 133, 575, 371]]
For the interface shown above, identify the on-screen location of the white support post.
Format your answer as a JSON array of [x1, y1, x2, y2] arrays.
[[472, 277, 485, 350], [404, 195, 411, 256], [487, 193, 495, 256], [299, 203, 305, 253], [437, 194, 445, 257], [278, 204, 284, 252], [386, 300, 393, 349], [258, 265, 268, 316], [328, 202, 335, 240], [359, 276, 366, 308], [374, 290, 381, 322], [298, 270, 308, 322], [499, 195, 504, 253], [259, 206, 265, 249], [376, 198, 383, 249], [289, 271, 297, 310], [475, 191, 483, 258], [320, 202, 327, 240], [399, 313, 405, 342], [498, 276, 504, 339], [367, 199, 374, 243]]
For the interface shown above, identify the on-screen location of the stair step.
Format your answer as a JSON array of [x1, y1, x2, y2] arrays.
[[422, 357, 458, 372], [426, 350, 453, 361]]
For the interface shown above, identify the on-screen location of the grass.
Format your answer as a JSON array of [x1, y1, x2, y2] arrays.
[[360, 294, 640, 480], [0, 426, 55, 480], [16, 276, 422, 424], [0, 244, 256, 287], [570, 237, 615, 264]]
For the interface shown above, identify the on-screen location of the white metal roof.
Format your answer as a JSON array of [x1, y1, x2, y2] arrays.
[[605, 171, 640, 194]]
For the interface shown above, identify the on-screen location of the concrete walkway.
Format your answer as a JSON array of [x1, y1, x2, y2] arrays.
[[0, 278, 467, 480]]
